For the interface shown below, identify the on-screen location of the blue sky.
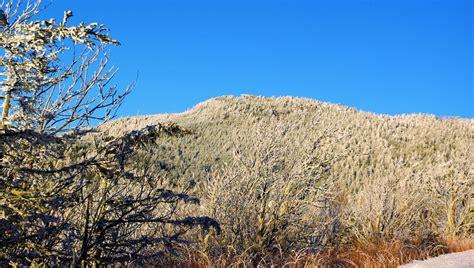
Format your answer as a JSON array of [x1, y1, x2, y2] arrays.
[[43, 0, 472, 117]]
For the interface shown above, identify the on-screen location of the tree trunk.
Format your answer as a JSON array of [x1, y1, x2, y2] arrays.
[[1, 90, 11, 130]]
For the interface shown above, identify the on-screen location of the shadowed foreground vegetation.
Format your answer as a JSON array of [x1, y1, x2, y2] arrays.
[[0, 1, 220, 265], [100, 95, 473, 266]]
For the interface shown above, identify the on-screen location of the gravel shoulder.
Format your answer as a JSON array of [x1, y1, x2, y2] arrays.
[[401, 250, 474, 268]]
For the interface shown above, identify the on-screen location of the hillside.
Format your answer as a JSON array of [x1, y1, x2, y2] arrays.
[[101, 94, 472, 187], [99, 95, 473, 266]]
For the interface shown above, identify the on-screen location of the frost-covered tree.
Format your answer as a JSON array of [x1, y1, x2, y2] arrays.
[[0, 0, 127, 133], [0, 1, 219, 265]]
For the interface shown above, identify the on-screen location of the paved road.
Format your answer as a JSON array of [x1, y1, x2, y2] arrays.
[[401, 250, 474, 268]]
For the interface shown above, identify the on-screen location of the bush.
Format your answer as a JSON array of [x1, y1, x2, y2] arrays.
[[0, 125, 220, 266]]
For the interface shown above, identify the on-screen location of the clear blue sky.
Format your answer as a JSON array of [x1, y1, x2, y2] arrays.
[[43, 0, 472, 117]]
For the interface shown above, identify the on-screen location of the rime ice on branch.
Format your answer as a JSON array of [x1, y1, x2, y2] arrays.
[[0, 0, 129, 133]]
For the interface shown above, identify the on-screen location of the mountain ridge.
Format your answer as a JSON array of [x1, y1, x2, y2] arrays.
[[100, 94, 472, 191], [101, 95, 473, 135]]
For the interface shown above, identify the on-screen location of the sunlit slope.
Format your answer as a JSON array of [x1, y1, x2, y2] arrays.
[[100, 95, 472, 190]]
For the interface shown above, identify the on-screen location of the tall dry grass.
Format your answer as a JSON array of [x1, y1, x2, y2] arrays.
[[179, 238, 473, 267]]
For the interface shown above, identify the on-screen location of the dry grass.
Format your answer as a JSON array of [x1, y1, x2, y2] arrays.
[[443, 237, 474, 252], [176, 238, 474, 267]]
